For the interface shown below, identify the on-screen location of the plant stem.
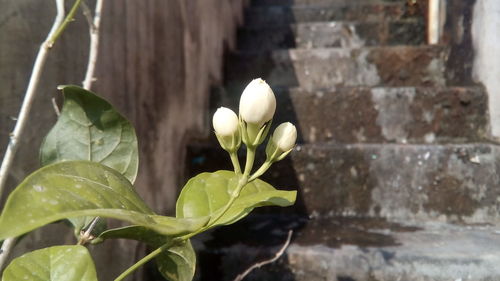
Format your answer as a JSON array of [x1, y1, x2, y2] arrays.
[[243, 147, 256, 177], [82, 0, 103, 89], [229, 152, 241, 174], [114, 173, 250, 280], [47, 0, 84, 47], [114, 152, 255, 280], [113, 241, 173, 281], [0, 0, 66, 272], [248, 160, 272, 182]]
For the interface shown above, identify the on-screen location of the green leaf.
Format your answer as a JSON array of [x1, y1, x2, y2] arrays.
[[157, 240, 196, 281], [40, 85, 138, 183], [0, 161, 208, 240], [176, 170, 296, 227], [97, 227, 196, 281], [2, 245, 97, 281]]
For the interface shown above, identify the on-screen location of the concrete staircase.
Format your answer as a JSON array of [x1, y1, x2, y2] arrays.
[[187, 0, 500, 280]]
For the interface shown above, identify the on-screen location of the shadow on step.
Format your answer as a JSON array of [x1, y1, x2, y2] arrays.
[[194, 214, 421, 281]]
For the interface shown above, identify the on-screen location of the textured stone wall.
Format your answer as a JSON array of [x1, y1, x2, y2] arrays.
[[0, 0, 247, 279]]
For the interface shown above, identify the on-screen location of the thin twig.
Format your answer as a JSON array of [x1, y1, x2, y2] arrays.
[[0, 0, 66, 210], [0, 0, 66, 272], [82, 0, 103, 90], [80, 2, 95, 30], [233, 230, 293, 281]]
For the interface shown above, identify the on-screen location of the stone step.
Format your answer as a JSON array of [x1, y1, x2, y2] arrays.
[[215, 86, 487, 144], [238, 20, 425, 52], [245, 3, 411, 27], [252, 0, 402, 7], [225, 46, 450, 89], [195, 215, 500, 281], [187, 143, 500, 223]]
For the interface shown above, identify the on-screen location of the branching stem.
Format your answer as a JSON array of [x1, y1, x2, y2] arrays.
[[0, 0, 67, 272], [114, 146, 259, 280], [47, 0, 84, 47]]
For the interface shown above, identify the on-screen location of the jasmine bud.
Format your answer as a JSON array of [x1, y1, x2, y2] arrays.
[[266, 122, 297, 162], [239, 78, 276, 126], [213, 107, 239, 136], [213, 107, 241, 152]]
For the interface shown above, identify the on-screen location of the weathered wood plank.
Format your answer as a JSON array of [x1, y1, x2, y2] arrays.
[[0, 0, 247, 279]]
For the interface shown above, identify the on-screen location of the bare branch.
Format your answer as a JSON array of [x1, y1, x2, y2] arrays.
[[82, 0, 103, 90], [80, 1, 95, 31], [233, 230, 293, 281], [0, 0, 66, 271]]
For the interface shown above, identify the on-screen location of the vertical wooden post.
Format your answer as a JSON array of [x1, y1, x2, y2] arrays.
[[428, 0, 445, 44]]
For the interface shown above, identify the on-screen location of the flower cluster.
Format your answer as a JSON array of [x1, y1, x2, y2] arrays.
[[213, 78, 297, 177]]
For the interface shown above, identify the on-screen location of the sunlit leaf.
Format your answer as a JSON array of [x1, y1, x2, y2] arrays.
[[2, 245, 97, 281], [40, 85, 139, 234], [0, 161, 208, 240], [176, 170, 296, 227], [40, 85, 138, 183]]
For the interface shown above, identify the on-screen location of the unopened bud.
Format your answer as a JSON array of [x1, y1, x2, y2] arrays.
[[272, 122, 297, 151], [239, 78, 276, 126], [213, 107, 239, 136], [239, 79, 276, 147], [213, 107, 241, 152], [266, 122, 297, 162]]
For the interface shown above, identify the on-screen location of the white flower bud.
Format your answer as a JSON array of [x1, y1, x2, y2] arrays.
[[213, 107, 239, 136], [239, 78, 276, 126], [272, 122, 297, 151]]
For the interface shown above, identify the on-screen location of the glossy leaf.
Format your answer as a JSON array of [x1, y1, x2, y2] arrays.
[[0, 161, 208, 240], [40, 85, 138, 183], [2, 245, 97, 281], [176, 170, 296, 227], [97, 226, 196, 281], [157, 240, 196, 281]]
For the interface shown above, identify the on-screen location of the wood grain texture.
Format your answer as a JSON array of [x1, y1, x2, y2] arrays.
[[0, 0, 247, 279]]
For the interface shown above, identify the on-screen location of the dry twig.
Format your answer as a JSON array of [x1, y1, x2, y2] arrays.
[[0, 0, 66, 271], [82, 0, 103, 90], [233, 230, 293, 281]]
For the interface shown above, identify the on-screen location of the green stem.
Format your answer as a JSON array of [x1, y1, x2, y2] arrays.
[[113, 241, 173, 281], [243, 147, 256, 177], [114, 147, 257, 280], [114, 175, 250, 280], [248, 161, 272, 182], [47, 0, 84, 47], [229, 152, 241, 174]]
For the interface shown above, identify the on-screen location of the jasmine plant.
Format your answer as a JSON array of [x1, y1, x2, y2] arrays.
[[0, 78, 297, 281]]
